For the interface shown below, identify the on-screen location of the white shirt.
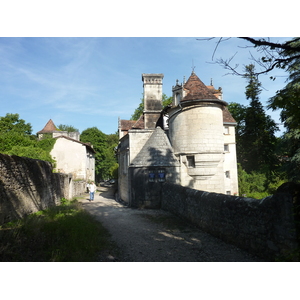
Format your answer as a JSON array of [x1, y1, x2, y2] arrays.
[[89, 183, 96, 193]]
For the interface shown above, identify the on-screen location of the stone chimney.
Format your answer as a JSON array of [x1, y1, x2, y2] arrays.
[[142, 73, 164, 129]]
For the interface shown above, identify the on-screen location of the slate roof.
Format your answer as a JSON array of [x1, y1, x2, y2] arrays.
[[37, 119, 58, 134], [131, 127, 179, 167]]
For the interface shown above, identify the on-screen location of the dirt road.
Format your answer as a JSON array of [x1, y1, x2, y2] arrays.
[[81, 186, 265, 262]]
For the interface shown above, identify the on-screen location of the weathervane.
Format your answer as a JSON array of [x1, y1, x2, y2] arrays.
[[191, 60, 196, 74]]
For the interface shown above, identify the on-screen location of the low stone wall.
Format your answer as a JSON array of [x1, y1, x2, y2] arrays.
[[0, 154, 86, 225], [161, 183, 299, 261], [72, 180, 86, 198]]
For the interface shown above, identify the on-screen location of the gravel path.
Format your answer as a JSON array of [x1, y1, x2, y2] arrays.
[[81, 186, 265, 262]]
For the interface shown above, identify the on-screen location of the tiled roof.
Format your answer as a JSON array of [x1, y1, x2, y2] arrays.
[[54, 135, 96, 153], [207, 85, 222, 99], [132, 114, 145, 129], [120, 120, 137, 131], [37, 119, 58, 134], [182, 72, 219, 101], [120, 115, 145, 134], [223, 107, 236, 123]]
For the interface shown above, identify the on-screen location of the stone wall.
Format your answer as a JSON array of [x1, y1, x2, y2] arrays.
[[0, 154, 86, 225], [129, 166, 179, 208], [161, 183, 299, 260]]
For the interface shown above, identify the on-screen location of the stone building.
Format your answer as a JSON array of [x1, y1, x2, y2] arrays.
[[118, 72, 238, 208], [37, 119, 80, 141], [37, 119, 96, 181]]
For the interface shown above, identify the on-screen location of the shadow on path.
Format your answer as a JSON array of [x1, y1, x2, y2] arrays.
[[82, 186, 265, 262]]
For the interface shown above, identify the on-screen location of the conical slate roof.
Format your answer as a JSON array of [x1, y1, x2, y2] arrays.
[[131, 127, 179, 167], [37, 119, 58, 134]]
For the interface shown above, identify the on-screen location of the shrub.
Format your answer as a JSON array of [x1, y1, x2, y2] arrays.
[[0, 199, 112, 261]]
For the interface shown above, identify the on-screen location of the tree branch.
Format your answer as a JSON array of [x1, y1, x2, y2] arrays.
[[238, 37, 300, 52]]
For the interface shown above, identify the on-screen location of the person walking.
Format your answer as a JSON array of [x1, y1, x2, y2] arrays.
[[88, 181, 97, 201]]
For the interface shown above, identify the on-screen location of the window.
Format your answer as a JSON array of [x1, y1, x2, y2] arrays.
[[224, 126, 229, 135], [224, 144, 229, 152], [226, 191, 231, 195], [187, 156, 195, 168], [158, 169, 166, 182], [148, 170, 156, 182], [225, 171, 230, 178], [175, 92, 181, 105]]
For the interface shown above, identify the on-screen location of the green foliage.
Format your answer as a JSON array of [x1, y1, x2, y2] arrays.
[[0, 114, 34, 153], [0, 199, 112, 261], [242, 65, 279, 173], [0, 113, 32, 135], [37, 136, 57, 153], [228, 65, 279, 174], [80, 128, 119, 181], [130, 93, 172, 121], [237, 164, 286, 199], [227, 102, 246, 136], [57, 124, 79, 132], [162, 94, 173, 107], [60, 197, 69, 206], [8, 145, 54, 162], [0, 131, 34, 153], [0, 113, 55, 163], [130, 96, 144, 121], [267, 38, 300, 181]]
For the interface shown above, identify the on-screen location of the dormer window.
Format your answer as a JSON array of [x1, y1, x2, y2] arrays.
[[176, 92, 181, 104]]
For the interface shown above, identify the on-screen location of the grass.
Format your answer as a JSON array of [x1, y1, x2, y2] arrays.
[[0, 198, 112, 262]]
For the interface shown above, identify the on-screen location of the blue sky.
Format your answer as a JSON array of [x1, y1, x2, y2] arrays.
[[0, 37, 291, 136], [0, 1, 297, 294]]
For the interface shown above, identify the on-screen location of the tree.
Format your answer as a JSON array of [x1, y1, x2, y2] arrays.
[[105, 133, 119, 179], [0, 113, 34, 154], [267, 38, 300, 181], [232, 65, 279, 173], [57, 124, 79, 132], [80, 127, 118, 181], [0, 113, 55, 163], [227, 102, 246, 164], [130, 96, 144, 121], [203, 37, 300, 184], [0, 113, 32, 135], [202, 37, 300, 78], [130, 93, 172, 121]]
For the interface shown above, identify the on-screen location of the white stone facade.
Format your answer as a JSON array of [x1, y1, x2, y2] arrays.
[[118, 72, 239, 206], [50, 136, 95, 181]]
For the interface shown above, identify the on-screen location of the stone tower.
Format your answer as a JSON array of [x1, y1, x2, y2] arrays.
[[168, 71, 228, 193], [142, 73, 164, 129]]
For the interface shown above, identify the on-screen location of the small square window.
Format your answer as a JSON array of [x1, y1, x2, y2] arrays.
[[224, 126, 229, 134], [224, 144, 229, 152], [225, 171, 230, 178], [158, 169, 166, 182], [148, 170, 156, 182], [226, 191, 231, 195], [187, 156, 195, 168]]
